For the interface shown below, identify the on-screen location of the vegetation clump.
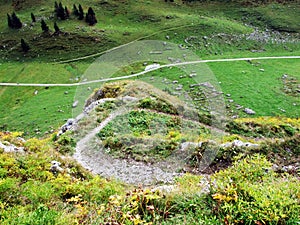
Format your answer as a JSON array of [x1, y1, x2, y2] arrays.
[[7, 12, 22, 29]]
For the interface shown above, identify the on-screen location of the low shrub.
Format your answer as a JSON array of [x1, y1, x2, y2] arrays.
[[210, 154, 300, 224]]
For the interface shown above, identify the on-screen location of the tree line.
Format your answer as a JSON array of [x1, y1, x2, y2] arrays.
[[7, 2, 98, 53]]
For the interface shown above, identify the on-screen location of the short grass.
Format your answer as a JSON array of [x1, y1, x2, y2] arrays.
[[129, 58, 300, 118], [208, 59, 300, 117], [0, 0, 299, 136], [0, 86, 76, 136]]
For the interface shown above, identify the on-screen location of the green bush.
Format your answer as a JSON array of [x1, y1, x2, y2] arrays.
[[210, 154, 300, 224], [4, 205, 61, 225], [55, 132, 76, 154], [139, 97, 178, 115], [21, 181, 55, 206]]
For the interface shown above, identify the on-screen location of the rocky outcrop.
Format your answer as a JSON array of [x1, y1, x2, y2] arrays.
[[0, 141, 24, 153], [220, 140, 259, 148]]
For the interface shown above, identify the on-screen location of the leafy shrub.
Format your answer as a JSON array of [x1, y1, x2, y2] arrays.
[[4, 204, 62, 225], [97, 188, 162, 224], [0, 177, 20, 205], [24, 138, 46, 152], [139, 97, 178, 115], [21, 181, 55, 206], [210, 154, 300, 224], [227, 117, 300, 138], [55, 132, 76, 154]]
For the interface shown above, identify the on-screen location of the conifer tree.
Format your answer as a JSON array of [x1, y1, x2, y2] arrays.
[[54, 1, 59, 13], [65, 6, 70, 18], [86, 7, 97, 26], [7, 14, 12, 28], [21, 39, 30, 53], [57, 2, 66, 20], [78, 4, 84, 20], [11, 12, 22, 29], [41, 19, 49, 32], [73, 4, 79, 17], [54, 22, 60, 33], [31, 13, 36, 23]]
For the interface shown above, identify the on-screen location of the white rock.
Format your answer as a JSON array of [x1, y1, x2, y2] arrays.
[[72, 100, 79, 108], [244, 108, 256, 115], [145, 63, 160, 71]]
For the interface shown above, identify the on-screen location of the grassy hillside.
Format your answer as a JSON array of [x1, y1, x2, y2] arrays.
[[0, 0, 299, 137], [0, 1, 299, 223], [0, 79, 299, 223]]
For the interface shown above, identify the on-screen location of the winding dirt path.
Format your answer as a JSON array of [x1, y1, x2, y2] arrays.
[[0, 56, 299, 87], [73, 109, 182, 185]]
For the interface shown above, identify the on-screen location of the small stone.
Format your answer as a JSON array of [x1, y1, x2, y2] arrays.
[[50, 161, 63, 173], [244, 108, 256, 115], [72, 100, 79, 108], [259, 68, 265, 72]]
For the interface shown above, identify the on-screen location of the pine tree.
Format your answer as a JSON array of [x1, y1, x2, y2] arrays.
[[31, 13, 36, 23], [73, 4, 79, 17], [86, 7, 97, 26], [54, 1, 59, 13], [65, 6, 70, 18], [7, 14, 12, 28], [57, 2, 66, 20], [41, 19, 49, 32], [21, 39, 30, 53], [54, 22, 60, 33], [78, 4, 84, 20], [11, 12, 22, 29]]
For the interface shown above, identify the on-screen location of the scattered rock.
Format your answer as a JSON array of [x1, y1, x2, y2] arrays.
[[244, 108, 256, 115], [200, 82, 214, 88], [145, 63, 160, 71], [235, 104, 243, 110], [50, 161, 63, 173], [282, 165, 296, 173], [58, 119, 75, 136], [220, 140, 259, 148], [72, 100, 79, 108], [152, 185, 176, 193], [121, 96, 138, 102], [0, 141, 24, 153]]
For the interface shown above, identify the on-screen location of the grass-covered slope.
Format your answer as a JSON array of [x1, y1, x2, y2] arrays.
[[73, 80, 300, 173], [0, 1, 299, 223], [0, 130, 299, 224], [0, 0, 299, 136]]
